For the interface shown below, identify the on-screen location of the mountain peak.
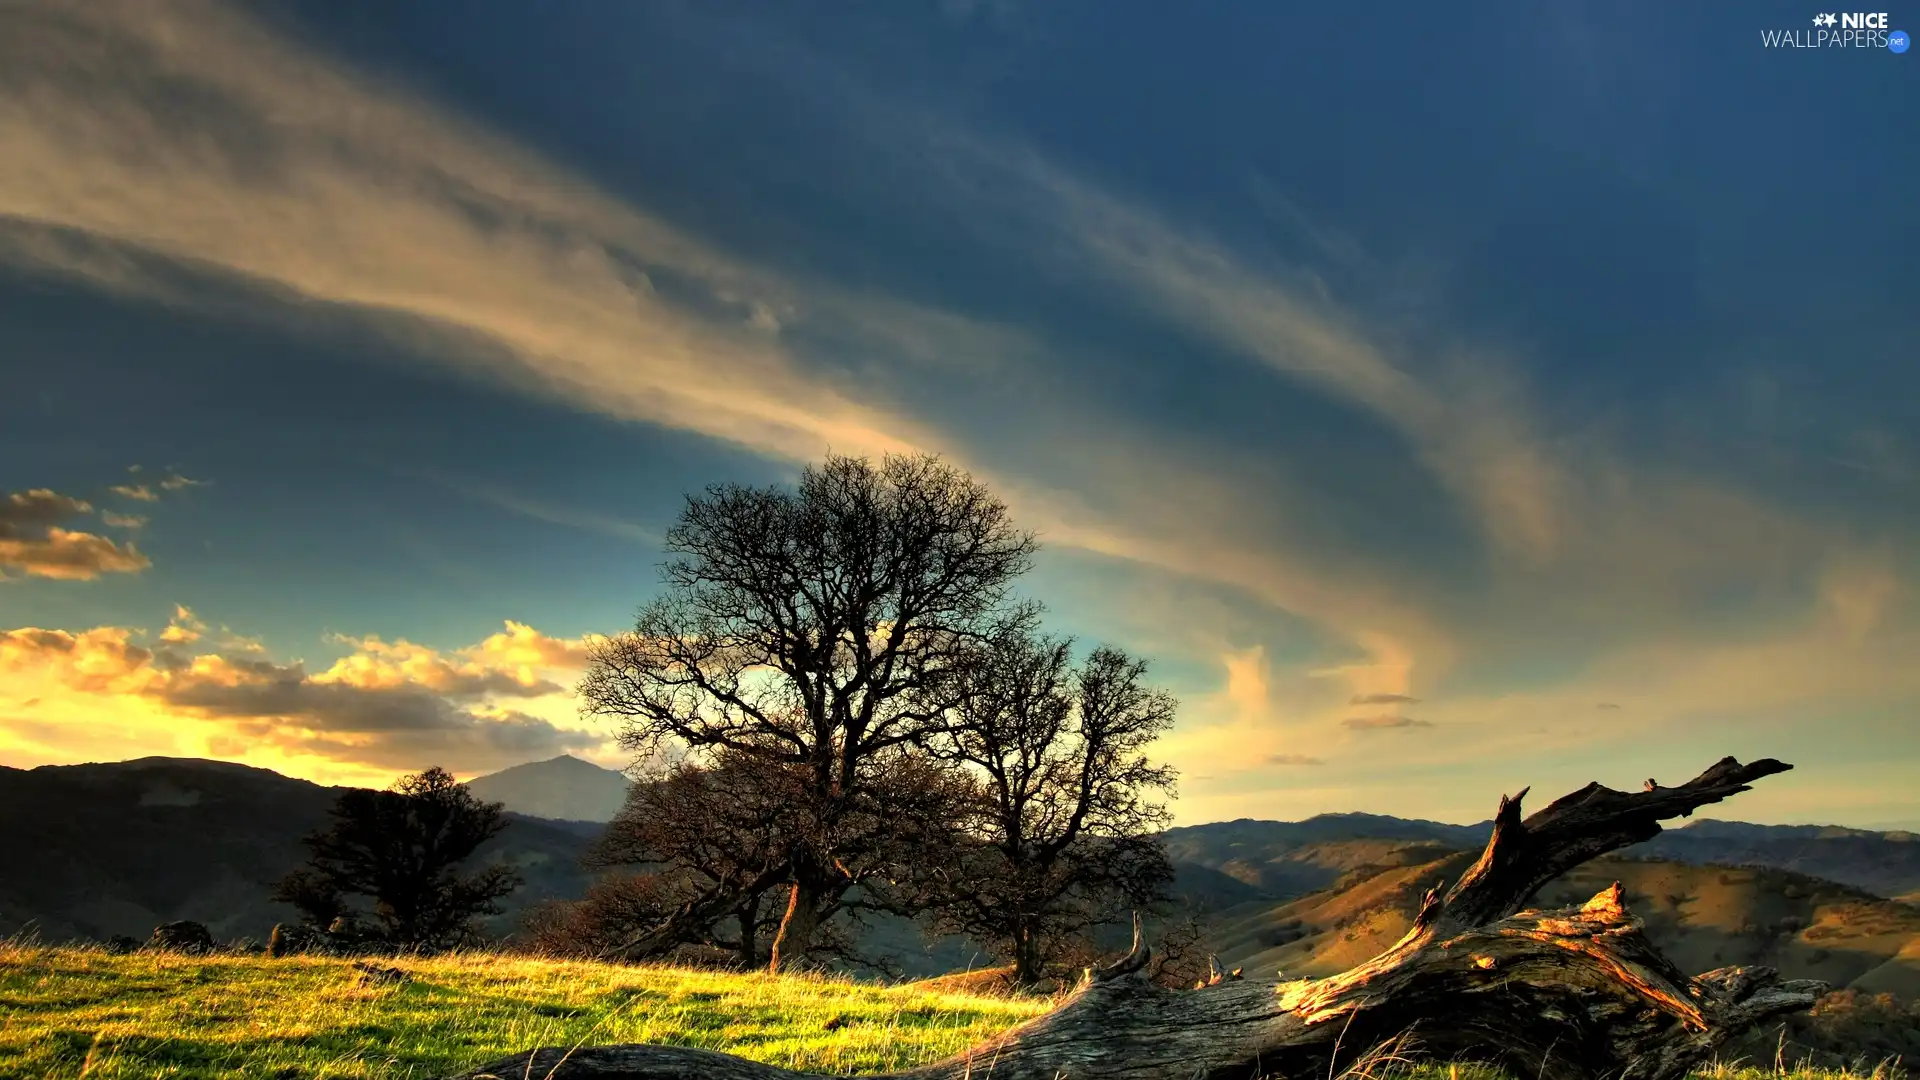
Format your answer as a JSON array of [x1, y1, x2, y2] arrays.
[[466, 755, 632, 822]]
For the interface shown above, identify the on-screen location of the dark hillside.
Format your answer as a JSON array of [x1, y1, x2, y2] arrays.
[[0, 758, 592, 943]]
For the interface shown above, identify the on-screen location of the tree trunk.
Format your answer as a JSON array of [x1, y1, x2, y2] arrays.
[[441, 756, 1826, 1080], [767, 880, 824, 974], [735, 893, 763, 969], [1012, 919, 1042, 987]]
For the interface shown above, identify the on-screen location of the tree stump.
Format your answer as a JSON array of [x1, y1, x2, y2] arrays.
[[438, 756, 1826, 1080]]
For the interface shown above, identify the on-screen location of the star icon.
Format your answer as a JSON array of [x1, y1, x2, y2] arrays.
[[1813, 12, 1837, 26]]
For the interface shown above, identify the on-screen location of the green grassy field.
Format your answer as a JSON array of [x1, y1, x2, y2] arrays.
[[0, 941, 1048, 1079], [0, 940, 1907, 1080]]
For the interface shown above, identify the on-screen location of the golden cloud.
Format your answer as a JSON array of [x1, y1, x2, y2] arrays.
[[0, 489, 150, 581], [466, 619, 593, 674], [317, 621, 587, 698], [0, 626, 165, 694], [158, 604, 205, 644], [0, 527, 150, 581], [0, 616, 608, 778]]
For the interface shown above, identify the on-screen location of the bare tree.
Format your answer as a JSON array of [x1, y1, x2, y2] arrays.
[[576, 752, 804, 967], [442, 756, 1829, 1080], [927, 631, 1179, 986], [578, 453, 1039, 971], [276, 766, 520, 951], [524, 873, 731, 964]]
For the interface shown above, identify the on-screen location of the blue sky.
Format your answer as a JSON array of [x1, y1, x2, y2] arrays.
[[2, 0, 1915, 827]]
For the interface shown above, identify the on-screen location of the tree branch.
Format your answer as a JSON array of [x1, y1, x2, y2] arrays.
[[1435, 755, 1794, 931]]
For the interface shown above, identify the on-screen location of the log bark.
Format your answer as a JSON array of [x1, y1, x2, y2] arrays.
[[443, 756, 1826, 1080]]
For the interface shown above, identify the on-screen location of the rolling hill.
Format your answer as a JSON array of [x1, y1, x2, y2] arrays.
[[0, 757, 595, 944], [1168, 811, 1920, 1007], [1203, 849, 1920, 998], [1631, 820, 1920, 901]]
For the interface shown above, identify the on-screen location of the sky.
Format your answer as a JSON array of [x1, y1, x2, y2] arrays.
[[1, 0, 1915, 829]]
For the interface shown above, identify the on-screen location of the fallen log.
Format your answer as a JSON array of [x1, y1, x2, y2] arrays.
[[443, 756, 1826, 1080]]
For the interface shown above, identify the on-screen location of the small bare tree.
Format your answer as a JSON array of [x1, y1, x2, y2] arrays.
[[581, 751, 804, 967], [578, 453, 1039, 971], [928, 631, 1179, 986]]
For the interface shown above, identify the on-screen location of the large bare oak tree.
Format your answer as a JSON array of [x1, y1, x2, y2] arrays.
[[577, 453, 1038, 971], [442, 756, 1825, 1080]]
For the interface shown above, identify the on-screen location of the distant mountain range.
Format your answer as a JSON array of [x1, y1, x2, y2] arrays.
[[1163, 812, 1920, 901], [4, 755, 1917, 991]]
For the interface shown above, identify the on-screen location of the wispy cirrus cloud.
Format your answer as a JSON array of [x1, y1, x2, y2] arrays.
[[0, 0, 1454, 688], [1351, 692, 1420, 706], [388, 465, 661, 546], [1342, 714, 1433, 731], [0, 0, 942, 468]]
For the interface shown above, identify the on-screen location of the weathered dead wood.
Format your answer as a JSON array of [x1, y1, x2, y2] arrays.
[[442, 756, 1824, 1080]]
